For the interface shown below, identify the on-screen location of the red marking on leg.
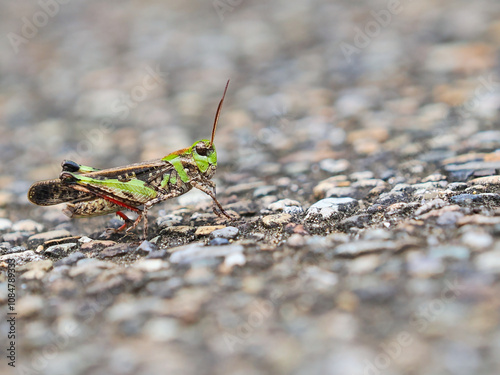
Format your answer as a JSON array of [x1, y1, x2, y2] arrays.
[[116, 222, 129, 232], [65, 183, 145, 234], [98, 194, 140, 212], [67, 183, 141, 213], [115, 211, 132, 232]]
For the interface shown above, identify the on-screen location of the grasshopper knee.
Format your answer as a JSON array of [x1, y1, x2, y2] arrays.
[[62, 160, 81, 172]]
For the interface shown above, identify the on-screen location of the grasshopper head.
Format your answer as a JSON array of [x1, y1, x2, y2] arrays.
[[192, 139, 217, 177], [192, 80, 229, 177]]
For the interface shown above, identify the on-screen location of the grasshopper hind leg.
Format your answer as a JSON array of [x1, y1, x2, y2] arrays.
[[115, 211, 134, 232], [61, 160, 100, 173]]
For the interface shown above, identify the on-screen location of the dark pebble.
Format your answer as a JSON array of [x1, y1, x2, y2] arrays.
[[447, 170, 474, 181], [447, 182, 468, 191], [209, 237, 230, 246], [366, 204, 385, 214], [253, 185, 278, 198], [450, 193, 500, 204], [27, 230, 72, 248], [338, 214, 371, 230], [376, 191, 408, 205], [146, 278, 184, 298], [44, 243, 78, 257], [354, 284, 397, 302], [99, 243, 134, 258], [0, 242, 12, 254], [55, 252, 86, 267], [380, 170, 396, 181], [136, 240, 158, 255], [6, 245, 28, 254], [2, 232, 28, 245], [146, 250, 168, 259]]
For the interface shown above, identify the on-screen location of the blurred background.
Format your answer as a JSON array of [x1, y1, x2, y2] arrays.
[[2, 0, 500, 374], [2, 0, 498, 207]]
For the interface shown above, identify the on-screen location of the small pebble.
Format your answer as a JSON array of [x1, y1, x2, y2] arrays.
[[407, 252, 445, 277], [2, 232, 28, 245], [0, 250, 44, 264], [27, 230, 72, 248], [415, 199, 447, 216], [436, 211, 465, 226], [18, 260, 54, 280], [7, 246, 29, 255], [133, 259, 166, 272], [222, 252, 246, 269], [143, 318, 179, 342], [447, 182, 468, 191], [136, 240, 158, 254], [253, 185, 278, 198], [287, 233, 306, 247], [44, 243, 78, 257], [209, 237, 230, 246], [12, 219, 44, 233], [55, 252, 86, 267], [78, 236, 93, 244], [0, 218, 12, 231], [306, 198, 358, 220], [319, 159, 350, 174], [68, 259, 115, 278], [80, 240, 116, 253], [469, 175, 500, 185], [210, 226, 239, 239], [428, 245, 470, 260], [450, 193, 499, 204], [169, 244, 244, 264], [335, 240, 396, 257], [268, 199, 304, 215], [162, 226, 196, 236], [16, 295, 45, 318], [156, 214, 183, 228], [195, 225, 225, 236], [146, 250, 168, 259], [347, 254, 381, 274], [99, 244, 134, 258], [262, 213, 293, 227], [475, 250, 500, 272], [461, 231, 493, 250]]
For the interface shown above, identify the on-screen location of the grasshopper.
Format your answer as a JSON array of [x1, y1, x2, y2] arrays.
[[28, 81, 232, 238]]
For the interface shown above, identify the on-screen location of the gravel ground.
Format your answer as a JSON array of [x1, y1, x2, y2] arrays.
[[2, 0, 500, 374]]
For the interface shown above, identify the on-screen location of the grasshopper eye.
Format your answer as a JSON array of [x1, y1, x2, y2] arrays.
[[195, 142, 209, 156]]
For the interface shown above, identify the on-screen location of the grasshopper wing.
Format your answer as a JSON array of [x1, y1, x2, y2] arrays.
[[81, 159, 167, 181], [28, 179, 95, 206], [29, 159, 170, 206], [76, 159, 176, 195]]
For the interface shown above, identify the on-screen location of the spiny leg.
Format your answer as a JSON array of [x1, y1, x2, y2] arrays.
[[190, 180, 231, 219], [115, 211, 133, 232], [140, 195, 170, 238], [60, 176, 145, 234], [124, 211, 144, 234]]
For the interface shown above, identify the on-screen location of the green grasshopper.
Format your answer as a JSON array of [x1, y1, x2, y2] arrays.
[[28, 81, 232, 238]]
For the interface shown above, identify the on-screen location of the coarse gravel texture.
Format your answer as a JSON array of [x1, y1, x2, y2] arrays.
[[2, 0, 500, 374]]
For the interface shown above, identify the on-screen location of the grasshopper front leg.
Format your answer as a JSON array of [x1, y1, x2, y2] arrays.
[[190, 178, 232, 219]]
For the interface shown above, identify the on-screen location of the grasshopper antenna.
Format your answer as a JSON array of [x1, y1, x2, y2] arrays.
[[210, 79, 230, 147]]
